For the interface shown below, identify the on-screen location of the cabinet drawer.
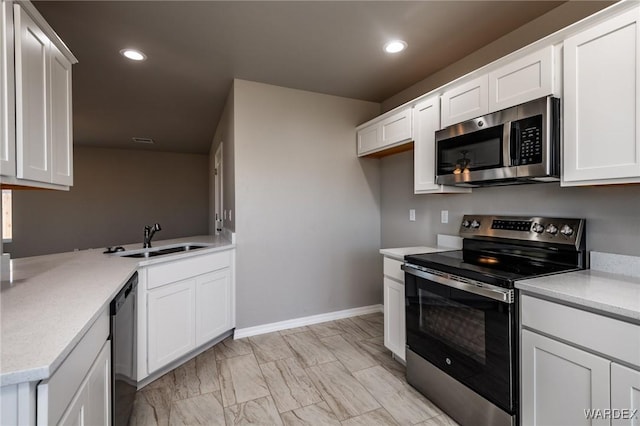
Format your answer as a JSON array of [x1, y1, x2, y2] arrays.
[[37, 308, 109, 426], [383, 257, 404, 282], [147, 250, 231, 290], [521, 295, 640, 368]]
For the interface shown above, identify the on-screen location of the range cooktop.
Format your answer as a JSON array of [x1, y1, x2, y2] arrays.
[[405, 214, 587, 289]]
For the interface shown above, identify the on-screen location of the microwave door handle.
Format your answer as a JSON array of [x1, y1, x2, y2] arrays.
[[510, 121, 521, 166]]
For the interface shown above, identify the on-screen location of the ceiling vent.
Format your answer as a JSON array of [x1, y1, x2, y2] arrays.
[[132, 137, 154, 144]]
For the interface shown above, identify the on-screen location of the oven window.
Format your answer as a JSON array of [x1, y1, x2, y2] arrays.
[[419, 288, 486, 364], [437, 125, 504, 175]]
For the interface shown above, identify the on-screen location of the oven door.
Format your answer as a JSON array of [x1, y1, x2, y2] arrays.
[[403, 264, 517, 414]]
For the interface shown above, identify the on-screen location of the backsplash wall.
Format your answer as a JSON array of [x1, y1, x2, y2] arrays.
[[381, 151, 640, 257]]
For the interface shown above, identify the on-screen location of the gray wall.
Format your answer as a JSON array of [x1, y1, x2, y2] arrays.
[[233, 79, 381, 329], [382, 1, 613, 112], [209, 86, 236, 233], [381, 151, 640, 257], [7, 147, 209, 258]]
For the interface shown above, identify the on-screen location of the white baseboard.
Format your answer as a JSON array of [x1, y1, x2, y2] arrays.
[[234, 304, 383, 339]]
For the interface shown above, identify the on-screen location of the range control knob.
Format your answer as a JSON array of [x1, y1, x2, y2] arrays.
[[470, 220, 481, 229], [545, 224, 558, 235], [532, 223, 545, 234], [560, 225, 574, 237], [462, 220, 471, 228]]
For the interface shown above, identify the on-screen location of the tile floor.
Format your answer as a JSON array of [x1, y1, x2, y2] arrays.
[[129, 313, 460, 426]]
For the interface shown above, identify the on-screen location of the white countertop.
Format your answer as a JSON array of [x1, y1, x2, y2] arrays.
[[0, 235, 234, 386], [516, 269, 640, 323], [379, 246, 444, 261]]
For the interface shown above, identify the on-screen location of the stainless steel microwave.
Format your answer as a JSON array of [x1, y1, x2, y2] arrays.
[[435, 96, 560, 187]]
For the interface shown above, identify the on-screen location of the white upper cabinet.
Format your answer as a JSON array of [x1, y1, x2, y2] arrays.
[[5, 2, 76, 188], [442, 46, 555, 129], [0, 0, 15, 178], [49, 42, 73, 186], [14, 5, 49, 183], [357, 107, 412, 157], [440, 75, 489, 128], [413, 96, 470, 194], [563, 6, 640, 186], [488, 46, 555, 112], [356, 124, 380, 155]]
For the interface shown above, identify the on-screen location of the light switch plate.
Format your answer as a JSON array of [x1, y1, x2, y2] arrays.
[[409, 209, 416, 221], [441, 210, 449, 224]]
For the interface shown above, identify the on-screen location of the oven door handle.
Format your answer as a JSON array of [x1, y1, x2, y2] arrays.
[[401, 264, 514, 304]]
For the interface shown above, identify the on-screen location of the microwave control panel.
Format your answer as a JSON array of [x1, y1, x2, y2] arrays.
[[513, 115, 543, 165]]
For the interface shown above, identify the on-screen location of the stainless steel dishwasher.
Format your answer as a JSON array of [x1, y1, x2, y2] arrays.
[[110, 272, 138, 426]]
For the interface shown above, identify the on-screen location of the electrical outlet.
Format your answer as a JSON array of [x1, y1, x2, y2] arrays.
[[441, 210, 449, 224], [409, 209, 416, 222]]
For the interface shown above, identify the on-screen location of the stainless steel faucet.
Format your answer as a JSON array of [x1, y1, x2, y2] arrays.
[[143, 223, 162, 248]]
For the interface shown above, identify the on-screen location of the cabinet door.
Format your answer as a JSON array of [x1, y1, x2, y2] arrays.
[[147, 279, 196, 373], [563, 7, 640, 185], [195, 268, 232, 346], [356, 124, 380, 156], [521, 329, 611, 426], [58, 391, 86, 426], [611, 363, 640, 426], [49, 42, 73, 186], [380, 108, 412, 146], [383, 277, 405, 361], [413, 97, 471, 194], [0, 0, 15, 177], [440, 75, 489, 128], [85, 341, 110, 426], [14, 5, 51, 183], [488, 46, 554, 112], [58, 341, 110, 426]]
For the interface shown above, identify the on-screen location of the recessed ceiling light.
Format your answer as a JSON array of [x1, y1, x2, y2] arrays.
[[384, 40, 407, 54], [120, 49, 146, 61]]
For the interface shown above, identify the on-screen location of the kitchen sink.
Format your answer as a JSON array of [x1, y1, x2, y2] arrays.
[[116, 243, 210, 258]]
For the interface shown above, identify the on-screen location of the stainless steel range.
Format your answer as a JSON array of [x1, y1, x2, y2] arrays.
[[402, 215, 586, 426]]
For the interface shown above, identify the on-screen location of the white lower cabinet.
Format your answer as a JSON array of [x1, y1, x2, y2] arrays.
[[521, 294, 640, 426], [382, 256, 405, 361], [147, 278, 197, 373], [196, 269, 232, 345], [141, 250, 235, 378], [611, 363, 640, 426], [521, 329, 610, 426], [36, 308, 110, 426], [383, 276, 405, 361], [58, 341, 110, 426]]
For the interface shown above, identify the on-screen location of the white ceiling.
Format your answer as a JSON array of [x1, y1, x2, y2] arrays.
[[33, 1, 569, 154]]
